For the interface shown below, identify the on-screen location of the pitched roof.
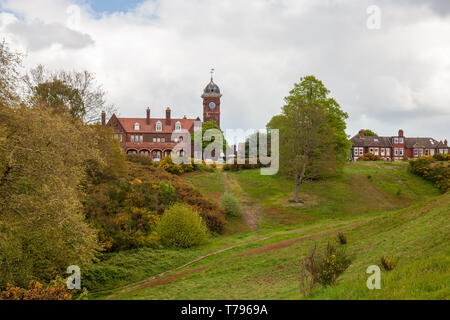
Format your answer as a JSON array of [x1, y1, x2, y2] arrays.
[[350, 135, 393, 147], [405, 137, 440, 149], [116, 117, 197, 133]]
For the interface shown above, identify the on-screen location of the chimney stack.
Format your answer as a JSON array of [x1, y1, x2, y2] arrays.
[[398, 129, 404, 137], [146, 107, 150, 125], [166, 107, 171, 125], [445, 139, 448, 146], [359, 129, 365, 138], [101, 110, 106, 126]]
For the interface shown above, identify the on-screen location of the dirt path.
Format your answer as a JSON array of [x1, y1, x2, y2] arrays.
[[223, 172, 259, 232], [101, 219, 368, 300]]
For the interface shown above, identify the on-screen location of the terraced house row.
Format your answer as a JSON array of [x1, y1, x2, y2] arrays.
[[350, 129, 449, 161]]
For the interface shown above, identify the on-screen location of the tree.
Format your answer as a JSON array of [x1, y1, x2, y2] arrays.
[[360, 129, 378, 137], [25, 65, 115, 123], [0, 40, 22, 105], [0, 106, 100, 287], [268, 76, 350, 202], [191, 121, 228, 156], [283, 75, 351, 171], [32, 80, 85, 119]]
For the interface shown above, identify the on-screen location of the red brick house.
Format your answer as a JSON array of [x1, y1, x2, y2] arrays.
[[102, 76, 222, 161], [350, 129, 449, 161]]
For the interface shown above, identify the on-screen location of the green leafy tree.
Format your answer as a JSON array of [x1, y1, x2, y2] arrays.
[[361, 129, 378, 137], [192, 121, 228, 155], [268, 75, 350, 202]]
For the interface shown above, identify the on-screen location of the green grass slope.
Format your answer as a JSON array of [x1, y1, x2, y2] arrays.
[[89, 162, 447, 300], [110, 192, 449, 300]]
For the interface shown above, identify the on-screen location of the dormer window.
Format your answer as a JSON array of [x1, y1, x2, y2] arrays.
[[175, 121, 182, 131], [156, 121, 162, 132], [134, 122, 140, 131]]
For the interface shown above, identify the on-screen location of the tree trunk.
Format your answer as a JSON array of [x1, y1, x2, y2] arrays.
[[294, 161, 307, 203]]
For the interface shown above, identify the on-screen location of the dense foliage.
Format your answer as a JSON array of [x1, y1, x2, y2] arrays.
[[357, 152, 379, 161], [156, 203, 209, 248], [220, 193, 241, 217], [0, 280, 72, 300], [267, 75, 351, 202], [408, 156, 449, 193]]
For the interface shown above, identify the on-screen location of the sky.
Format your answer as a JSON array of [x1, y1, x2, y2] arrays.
[[0, 0, 449, 142]]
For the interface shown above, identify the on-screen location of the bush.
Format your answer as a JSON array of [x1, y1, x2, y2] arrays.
[[220, 193, 241, 217], [337, 232, 347, 245], [381, 256, 396, 271], [357, 152, 379, 161], [299, 243, 351, 295], [0, 280, 72, 300], [408, 156, 449, 192], [156, 203, 209, 248], [433, 153, 450, 161], [126, 153, 154, 166]]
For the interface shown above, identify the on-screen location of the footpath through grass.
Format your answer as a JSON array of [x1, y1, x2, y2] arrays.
[[108, 193, 449, 300], [87, 162, 446, 299]]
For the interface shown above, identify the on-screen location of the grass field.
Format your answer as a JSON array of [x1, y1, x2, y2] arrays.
[[87, 162, 449, 300]]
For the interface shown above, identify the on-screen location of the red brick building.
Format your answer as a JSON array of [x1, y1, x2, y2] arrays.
[[102, 76, 222, 161], [350, 129, 449, 161]]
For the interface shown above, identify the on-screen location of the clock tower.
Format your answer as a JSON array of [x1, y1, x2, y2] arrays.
[[202, 73, 221, 127]]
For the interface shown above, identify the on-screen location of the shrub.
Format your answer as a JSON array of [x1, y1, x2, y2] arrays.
[[433, 153, 450, 161], [126, 153, 154, 166], [317, 243, 351, 286], [408, 156, 449, 192], [0, 280, 72, 300], [337, 232, 347, 245], [156, 203, 209, 248], [381, 256, 396, 271], [299, 243, 351, 295], [220, 193, 241, 217], [357, 152, 379, 161]]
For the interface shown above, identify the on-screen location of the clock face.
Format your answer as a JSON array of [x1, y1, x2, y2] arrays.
[[209, 102, 216, 109]]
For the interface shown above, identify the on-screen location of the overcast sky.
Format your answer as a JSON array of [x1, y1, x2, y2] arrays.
[[1, 0, 449, 142]]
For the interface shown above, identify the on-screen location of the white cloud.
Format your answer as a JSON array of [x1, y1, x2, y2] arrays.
[[0, 0, 449, 141]]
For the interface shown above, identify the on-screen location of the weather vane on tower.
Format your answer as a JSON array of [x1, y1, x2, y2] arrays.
[[210, 68, 215, 81]]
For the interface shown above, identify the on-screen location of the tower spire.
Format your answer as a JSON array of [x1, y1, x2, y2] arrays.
[[210, 68, 215, 81]]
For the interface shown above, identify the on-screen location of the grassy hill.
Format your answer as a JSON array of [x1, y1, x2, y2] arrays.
[[87, 162, 448, 300]]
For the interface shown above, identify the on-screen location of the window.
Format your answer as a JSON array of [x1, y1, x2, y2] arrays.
[[381, 148, 385, 156], [157, 138, 161, 142], [425, 149, 429, 156], [419, 149, 423, 157], [399, 138, 404, 144], [175, 121, 182, 131], [139, 135, 143, 143], [399, 148, 404, 156], [369, 148, 374, 153], [395, 148, 398, 156], [134, 122, 140, 131], [374, 148, 379, 155], [444, 149, 448, 154], [161, 138, 165, 142], [414, 149, 418, 157], [394, 138, 398, 144], [131, 135, 135, 142], [354, 148, 358, 156], [359, 147, 363, 155], [430, 149, 434, 155], [386, 148, 390, 156], [156, 121, 162, 132], [153, 138, 156, 142]]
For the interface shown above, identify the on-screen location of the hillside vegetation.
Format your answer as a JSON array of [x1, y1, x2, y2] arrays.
[[104, 191, 449, 300], [88, 162, 448, 299]]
